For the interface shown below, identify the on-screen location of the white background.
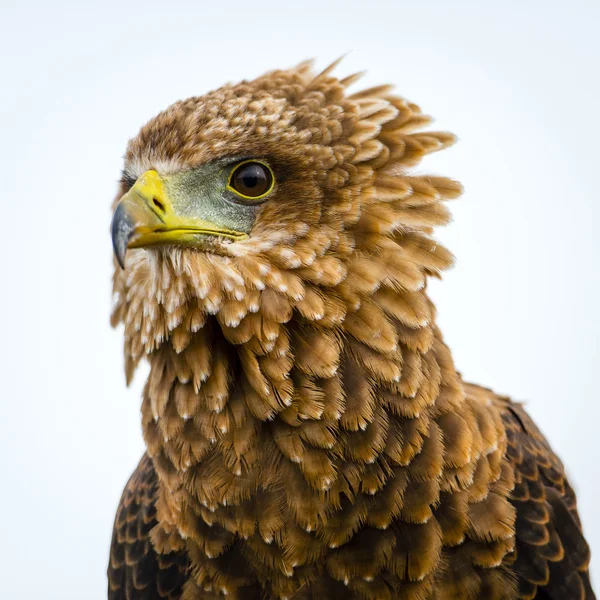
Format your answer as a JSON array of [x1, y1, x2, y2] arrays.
[[1, 0, 598, 597]]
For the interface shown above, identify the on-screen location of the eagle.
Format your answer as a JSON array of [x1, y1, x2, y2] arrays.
[[108, 60, 594, 600]]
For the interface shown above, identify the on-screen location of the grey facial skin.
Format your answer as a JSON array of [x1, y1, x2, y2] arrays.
[[164, 159, 268, 234]]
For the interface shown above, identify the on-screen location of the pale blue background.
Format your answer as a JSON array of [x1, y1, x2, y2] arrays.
[[1, 0, 598, 597]]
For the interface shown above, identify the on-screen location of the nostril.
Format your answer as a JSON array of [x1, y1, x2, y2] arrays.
[[153, 198, 165, 213]]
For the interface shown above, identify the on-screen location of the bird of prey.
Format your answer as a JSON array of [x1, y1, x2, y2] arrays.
[[108, 60, 594, 600]]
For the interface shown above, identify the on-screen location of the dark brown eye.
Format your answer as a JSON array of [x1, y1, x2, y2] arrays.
[[228, 161, 274, 200]]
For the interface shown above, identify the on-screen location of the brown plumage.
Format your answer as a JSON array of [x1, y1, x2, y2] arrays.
[[107, 60, 594, 600]]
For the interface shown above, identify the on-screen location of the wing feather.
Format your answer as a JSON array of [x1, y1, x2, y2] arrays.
[[501, 400, 595, 600], [108, 454, 188, 600]]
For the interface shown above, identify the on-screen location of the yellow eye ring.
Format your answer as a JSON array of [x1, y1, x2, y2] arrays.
[[227, 160, 275, 201]]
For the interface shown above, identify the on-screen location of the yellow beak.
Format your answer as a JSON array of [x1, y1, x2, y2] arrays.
[[111, 170, 247, 268]]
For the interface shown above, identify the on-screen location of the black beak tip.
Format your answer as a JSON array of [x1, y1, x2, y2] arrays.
[[113, 239, 127, 270], [111, 203, 134, 270]]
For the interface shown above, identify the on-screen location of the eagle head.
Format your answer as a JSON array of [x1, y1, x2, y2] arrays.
[[111, 60, 460, 386]]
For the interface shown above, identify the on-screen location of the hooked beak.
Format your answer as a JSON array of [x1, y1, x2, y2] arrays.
[[111, 169, 247, 269]]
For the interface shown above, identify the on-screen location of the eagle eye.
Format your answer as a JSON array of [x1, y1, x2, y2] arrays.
[[227, 160, 274, 200]]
